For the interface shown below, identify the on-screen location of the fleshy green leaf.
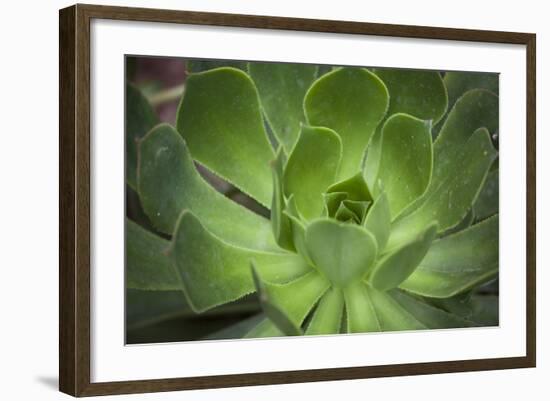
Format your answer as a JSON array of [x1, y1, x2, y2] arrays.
[[251, 265, 303, 335], [306, 287, 345, 335], [126, 218, 178, 291], [176, 67, 274, 206], [365, 69, 446, 187], [204, 314, 266, 340], [334, 202, 360, 223], [168, 211, 310, 312], [400, 215, 498, 298], [248, 62, 318, 151], [369, 222, 438, 291], [126, 83, 158, 190], [270, 148, 295, 251], [366, 287, 426, 331], [388, 127, 497, 249], [342, 200, 370, 223], [244, 319, 284, 338], [363, 192, 391, 251], [375, 113, 433, 217], [433, 89, 498, 182], [473, 168, 499, 220], [305, 219, 377, 287], [444, 71, 499, 112], [138, 124, 279, 251], [327, 172, 372, 202], [283, 125, 342, 219], [323, 192, 348, 217], [439, 207, 474, 237], [389, 290, 476, 329], [373, 68, 448, 124], [304, 68, 389, 180], [282, 195, 310, 263], [253, 268, 330, 330], [344, 282, 380, 332]]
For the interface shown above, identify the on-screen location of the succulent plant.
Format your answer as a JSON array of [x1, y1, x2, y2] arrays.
[[126, 61, 499, 342]]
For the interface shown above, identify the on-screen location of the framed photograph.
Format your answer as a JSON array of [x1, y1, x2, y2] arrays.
[[59, 4, 536, 397]]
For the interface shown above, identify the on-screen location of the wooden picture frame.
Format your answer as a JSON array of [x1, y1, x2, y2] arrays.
[[59, 3, 536, 397]]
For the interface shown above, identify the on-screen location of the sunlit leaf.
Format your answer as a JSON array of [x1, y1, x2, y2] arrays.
[[305, 68, 389, 180], [249, 62, 317, 151], [306, 219, 378, 287], [306, 287, 345, 335], [176, 67, 275, 206], [168, 211, 310, 312], [138, 124, 279, 251], [389, 127, 497, 248], [252, 266, 329, 335], [375, 113, 433, 217], [369, 222, 438, 291], [270, 148, 295, 251], [400, 215, 498, 298], [284, 125, 342, 219], [365, 68, 446, 187], [363, 192, 391, 251], [344, 282, 380, 332]]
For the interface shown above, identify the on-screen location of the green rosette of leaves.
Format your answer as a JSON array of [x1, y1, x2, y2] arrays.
[[126, 63, 499, 340]]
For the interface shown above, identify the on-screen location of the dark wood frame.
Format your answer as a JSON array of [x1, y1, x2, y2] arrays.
[[59, 3, 536, 397]]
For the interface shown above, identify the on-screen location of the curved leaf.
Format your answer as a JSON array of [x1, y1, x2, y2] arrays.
[[375, 113, 433, 217], [344, 282, 380, 332], [252, 265, 303, 335], [365, 69, 446, 187], [373, 68, 448, 124], [205, 314, 266, 340], [369, 222, 438, 291], [400, 215, 498, 298], [304, 68, 389, 180], [283, 195, 311, 264], [389, 127, 497, 248], [284, 125, 342, 219], [327, 172, 372, 202], [473, 168, 499, 220], [138, 124, 279, 251], [126, 218, 177, 291], [270, 148, 295, 251], [306, 287, 345, 335], [306, 219, 378, 287], [176, 67, 274, 206], [389, 290, 476, 329], [323, 192, 348, 217], [126, 83, 158, 189], [367, 287, 426, 331], [334, 202, 360, 223], [343, 200, 370, 223], [253, 267, 329, 334], [433, 89, 498, 182], [363, 192, 391, 252], [244, 319, 283, 338], [444, 71, 499, 112], [168, 211, 310, 312], [249, 62, 318, 151]]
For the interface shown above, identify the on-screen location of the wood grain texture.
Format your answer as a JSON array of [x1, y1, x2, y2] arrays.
[[59, 5, 76, 395], [59, 3, 536, 397]]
